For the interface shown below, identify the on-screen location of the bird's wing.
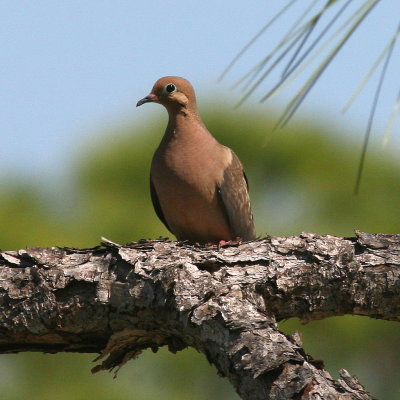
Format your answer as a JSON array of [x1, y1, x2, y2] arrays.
[[217, 150, 256, 241], [150, 175, 172, 233]]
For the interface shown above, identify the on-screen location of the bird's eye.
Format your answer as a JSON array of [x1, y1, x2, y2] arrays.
[[165, 83, 176, 94]]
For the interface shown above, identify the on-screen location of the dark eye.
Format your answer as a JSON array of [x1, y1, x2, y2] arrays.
[[165, 83, 176, 93]]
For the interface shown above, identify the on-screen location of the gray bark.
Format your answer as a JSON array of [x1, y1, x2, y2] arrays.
[[1, 231, 398, 399]]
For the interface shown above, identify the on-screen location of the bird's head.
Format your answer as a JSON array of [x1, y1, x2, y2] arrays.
[[137, 76, 197, 112]]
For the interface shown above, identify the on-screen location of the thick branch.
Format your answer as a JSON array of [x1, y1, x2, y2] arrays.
[[1, 231, 398, 399]]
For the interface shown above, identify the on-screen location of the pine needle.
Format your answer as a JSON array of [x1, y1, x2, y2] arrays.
[[355, 19, 398, 194]]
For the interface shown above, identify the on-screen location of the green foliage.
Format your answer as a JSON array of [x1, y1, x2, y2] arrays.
[[1, 349, 234, 400], [0, 108, 399, 399]]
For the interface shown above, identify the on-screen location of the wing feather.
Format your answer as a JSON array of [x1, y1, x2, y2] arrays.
[[217, 150, 256, 241], [150, 175, 172, 233]]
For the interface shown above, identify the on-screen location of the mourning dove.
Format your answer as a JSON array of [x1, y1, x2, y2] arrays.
[[137, 76, 256, 244]]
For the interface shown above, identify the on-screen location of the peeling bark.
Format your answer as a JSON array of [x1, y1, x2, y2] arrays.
[[1, 231, 398, 399]]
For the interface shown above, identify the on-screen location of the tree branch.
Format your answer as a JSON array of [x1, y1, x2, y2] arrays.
[[2, 231, 398, 399]]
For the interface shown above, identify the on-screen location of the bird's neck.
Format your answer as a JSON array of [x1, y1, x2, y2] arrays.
[[164, 108, 207, 140]]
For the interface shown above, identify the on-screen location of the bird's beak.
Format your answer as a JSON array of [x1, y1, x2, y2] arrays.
[[136, 93, 158, 107]]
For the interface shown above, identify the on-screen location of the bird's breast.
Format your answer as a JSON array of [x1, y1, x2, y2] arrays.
[[151, 138, 234, 242], [154, 136, 231, 194]]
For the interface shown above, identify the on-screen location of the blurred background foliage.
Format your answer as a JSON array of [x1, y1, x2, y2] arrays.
[[1, 107, 399, 399]]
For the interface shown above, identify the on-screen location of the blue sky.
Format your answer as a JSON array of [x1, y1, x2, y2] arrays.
[[1, 1, 399, 185]]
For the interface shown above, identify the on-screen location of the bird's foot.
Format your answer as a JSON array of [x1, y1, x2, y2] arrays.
[[203, 238, 242, 248], [217, 238, 241, 248]]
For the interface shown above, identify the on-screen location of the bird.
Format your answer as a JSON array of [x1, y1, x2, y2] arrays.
[[136, 76, 256, 244]]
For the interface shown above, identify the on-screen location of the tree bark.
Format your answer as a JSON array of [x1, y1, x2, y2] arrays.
[[1, 231, 398, 399]]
